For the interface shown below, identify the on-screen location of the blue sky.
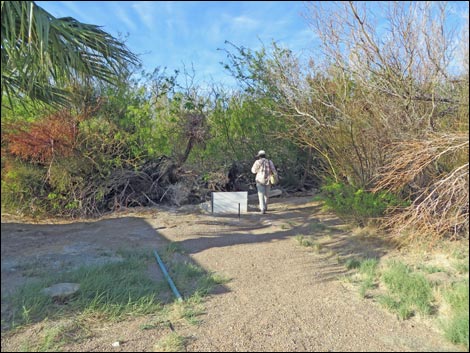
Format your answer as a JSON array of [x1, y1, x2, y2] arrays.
[[36, 1, 316, 88], [36, 1, 469, 88]]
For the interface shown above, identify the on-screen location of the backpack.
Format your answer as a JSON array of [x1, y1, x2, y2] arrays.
[[263, 159, 278, 185]]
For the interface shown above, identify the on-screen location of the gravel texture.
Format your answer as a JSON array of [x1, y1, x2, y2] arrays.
[[1, 196, 463, 351]]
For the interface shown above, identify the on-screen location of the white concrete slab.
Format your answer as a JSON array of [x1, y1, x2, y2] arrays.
[[212, 192, 248, 214]]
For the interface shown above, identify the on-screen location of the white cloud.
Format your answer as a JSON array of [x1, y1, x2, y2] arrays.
[[232, 15, 259, 29], [113, 4, 138, 32], [132, 2, 158, 32]]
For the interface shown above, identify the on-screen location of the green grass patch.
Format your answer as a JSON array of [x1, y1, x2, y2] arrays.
[[4, 246, 230, 351], [359, 258, 378, 278], [441, 279, 469, 349], [379, 261, 433, 319], [164, 242, 186, 255], [6, 247, 229, 335], [154, 332, 187, 352], [168, 294, 207, 325], [170, 261, 229, 297], [36, 320, 92, 352], [358, 258, 379, 298], [359, 277, 375, 298], [294, 235, 322, 252], [295, 235, 314, 247], [344, 258, 361, 270], [8, 250, 163, 328], [453, 260, 469, 274], [416, 264, 445, 274], [451, 248, 469, 261], [377, 294, 414, 320], [159, 243, 230, 299], [344, 258, 378, 297]]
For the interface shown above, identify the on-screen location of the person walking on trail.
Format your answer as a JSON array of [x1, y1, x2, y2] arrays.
[[251, 150, 277, 214]]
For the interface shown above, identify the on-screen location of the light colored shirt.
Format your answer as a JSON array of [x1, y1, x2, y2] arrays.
[[251, 158, 277, 185]]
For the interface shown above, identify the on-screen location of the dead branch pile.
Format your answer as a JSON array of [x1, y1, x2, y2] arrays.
[[375, 133, 469, 244], [76, 157, 259, 216], [76, 156, 204, 216]]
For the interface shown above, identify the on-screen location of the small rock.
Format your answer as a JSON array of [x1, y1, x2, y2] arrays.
[[199, 201, 211, 213], [112, 341, 120, 347], [41, 283, 80, 299]]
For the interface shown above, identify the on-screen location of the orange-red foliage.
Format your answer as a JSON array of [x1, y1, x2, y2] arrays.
[[4, 110, 79, 164]]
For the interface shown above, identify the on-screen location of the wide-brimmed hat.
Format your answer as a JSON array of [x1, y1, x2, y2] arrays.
[[256, 150, 266, 157]]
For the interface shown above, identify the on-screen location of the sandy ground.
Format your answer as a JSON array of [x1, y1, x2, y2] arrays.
[[0, 195, 464, 352]]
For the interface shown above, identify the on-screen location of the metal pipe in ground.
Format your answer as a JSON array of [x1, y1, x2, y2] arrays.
[[153, 249, 183, 302]]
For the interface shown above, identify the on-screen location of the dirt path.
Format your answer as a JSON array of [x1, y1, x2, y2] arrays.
[[1, 196, 463, 351], [159, 197, 459, 352]]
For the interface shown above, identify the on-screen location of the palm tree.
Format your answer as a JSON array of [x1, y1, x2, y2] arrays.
[[1, 1, 140, 108]]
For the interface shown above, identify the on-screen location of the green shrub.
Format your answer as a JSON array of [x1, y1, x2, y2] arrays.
[[320, 181, 408, 223], [1, 161, 48, 215]]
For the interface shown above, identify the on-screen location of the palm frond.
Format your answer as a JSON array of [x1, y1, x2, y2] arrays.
[[1, 1, 140, 108]]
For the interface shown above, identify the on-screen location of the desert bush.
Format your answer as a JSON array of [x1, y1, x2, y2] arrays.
[[1, 159, 48, 215], [320, 181, 407, 224]]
